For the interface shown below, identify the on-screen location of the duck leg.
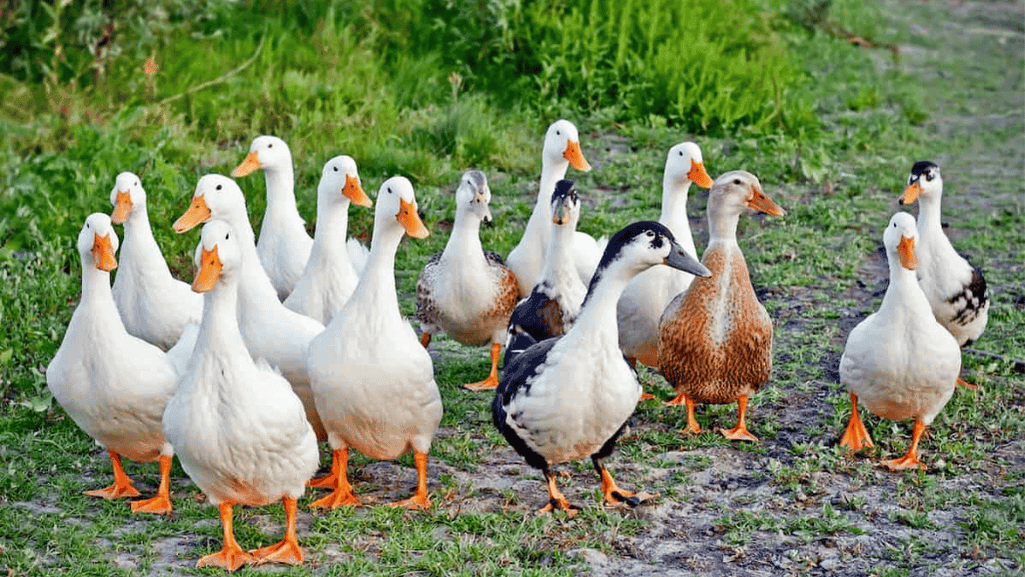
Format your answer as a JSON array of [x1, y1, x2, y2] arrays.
[[881, 419, 928, 471], [390, 451, 431, 510], [629, 357, 655, 401], [669, 394, 701, 434], [84, 450, 141, 499], [536, 466, 579, 518], [196, 502, 256, 571], [956, 377, 978, 391], [308, 448, 342, 489], [130, 454, 173, 514], [464, 342, 501, 391], [310, 448, 362, 509], [720, 395, 759, 442], [593, 457, 657, 508], [420, 332, 431, 349], [250, 497, 304, 566], [839, 393, 874, 451]]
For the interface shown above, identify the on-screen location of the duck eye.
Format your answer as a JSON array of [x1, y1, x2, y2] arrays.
[[387, 187, 392, 194], [678, 151, 683, 156], [216, 184, 223, 191], [135, 181, 139, 186], [225, 232, 230, 240], [333, 166, 338, 172], [733, 179, 741, 185], [268, 143, 273, 149], [646, 230, 655, 238]]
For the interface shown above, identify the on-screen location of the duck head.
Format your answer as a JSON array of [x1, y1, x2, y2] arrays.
[[319, 155, 372, 208], [455, 170, 492, 224], [544, 120, 591, 172], [590, 221, 711, 289], [79, 213, 119, 272], [173, 174, 247, 233], [376, 176, 429, 239], [884, 212, 919, 271], [232, 135, 292, 177], [665, 142, 714, 189], [109, 172, 145, 225], [192, 219, 242, 293], [709, 170, 786, 219], [900, 161, 941, 206], [550, 179, 582, 228]]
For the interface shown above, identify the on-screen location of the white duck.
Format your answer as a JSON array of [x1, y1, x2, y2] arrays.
[[307, 176, 442, 510], [658, 171, 785, 442], [503, 179, 588, 367], [47, 213, 179, 515], [163, 219, 318, 570], [231, 135, 313, 300], [838, 211, 960, 470], [900, 161, 988, 386], [617, 142, 713, 373], [415, 170, 520, 391], [506, 119, 597, 294], [109, 171, 202, 350], [283, 155, 373, 325], [173, 175, 327, 444], [493, 221, 710, 515]]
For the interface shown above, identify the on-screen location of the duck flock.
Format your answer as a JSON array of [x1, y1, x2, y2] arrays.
[[45, 120, 989, 571]]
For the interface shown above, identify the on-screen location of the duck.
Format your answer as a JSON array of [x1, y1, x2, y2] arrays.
[[307, 176, 442, 510], [283, 155, 373, 325], [503, 179, 588, 368], [617, 142, 713, 373], [658, 171, 785, 442], [900, 161, 989, 387], [506, 119, 598, 294], [231, 135, 314, 300], [46, 213, 179, 515], [163, 219, 319, 570], [172, 175, 327, 445], [838, 211, 960, 470], [415, 170, 520, 391], [109, 171, 203, 350], [493, 221, 710, 515]]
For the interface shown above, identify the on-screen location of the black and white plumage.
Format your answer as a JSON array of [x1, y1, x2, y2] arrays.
[[492, 221, 711, 515], [503, 179, 588, 367], [899, 161, 989, 348]]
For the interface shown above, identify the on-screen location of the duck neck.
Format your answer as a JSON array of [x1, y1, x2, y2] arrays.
[[358, 224, 404, 320], [122, 204, 171, 276], [226, 209, 279, 304], [577, 261, 635, 337], [263, 164, 299, 218], [707, 205, 741, 246], [660, 178, 697, 258], [539, 220, 576, 284], [443, 209, 484, 266], [525, 157, 570, 243], [311, 197, 351, 264], [915, 193, 944, 239], [196, 273, 246, 360], [81, 259, 115, 305], [881, 260, 928, 314]]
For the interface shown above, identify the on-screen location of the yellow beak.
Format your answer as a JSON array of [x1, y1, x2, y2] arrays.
[[397, 198, 429, 239], [747, 185, 786, 217], [92, 232, 118, 272], [898, 234, 918, 270], [174, 196, 212, 233], [563, 140, 592, 172], [192, 245, 223, 293], [110, 190, 132, 224], [344, 174, 372, 207], [232, 151, 262, 178], [688, 160, 714, 188]]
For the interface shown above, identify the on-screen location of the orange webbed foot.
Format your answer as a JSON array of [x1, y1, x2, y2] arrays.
[[130, 494, 172, 515], [306, 471, 337, 489], [389, 492, 430, 511], [881, 454, 926, 471], [196, 545, 257, 572], [84, 481, 140, 499], [251, 539, 304, 566], [720, 425, 759, 443], [662, 393, 686, 406], [956, 377, 978, 391], [639, 391, 656, 402], [463, 374, 498, 391], [310, 488, 361, 509], [536, 497, 580, 518]]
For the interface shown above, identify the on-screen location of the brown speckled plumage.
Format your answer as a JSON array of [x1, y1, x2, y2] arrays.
[[659, 242, 773, 405]]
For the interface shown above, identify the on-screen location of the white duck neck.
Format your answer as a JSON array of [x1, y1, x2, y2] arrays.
[[195, 270, 246, 365], [539, 218, 577, 285], [224, 208, 279, 305], [881, 257, 930, 315], [310, 194, 351, 265], [122, 202, 172, 278], [81, 258, 115, 305], [575, 260, 636, 339], [443, 206, 485, 266], [915, 190, 945, 239], [262, 163, 299, 215], [660, 178, 697, 258], [523, 157, 570, 246], [354, 222, 405, 320], [707, 204, 741, 246]]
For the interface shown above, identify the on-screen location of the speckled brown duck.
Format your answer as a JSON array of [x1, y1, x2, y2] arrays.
[[658, 170, 785, 442]]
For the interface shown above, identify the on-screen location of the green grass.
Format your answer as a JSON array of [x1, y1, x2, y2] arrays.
[[1, 0, 1024, 574]]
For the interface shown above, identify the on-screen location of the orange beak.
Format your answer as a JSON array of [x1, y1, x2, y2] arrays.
[[344, 174, 372, 207], [111, 190, 132, 224], [397, 198, 429, 239], [900, 181, 922, 205], [747, 185, 786, 217], [898, 234, 918, 270], [173, 196, 212, 233], [92, 233, 118, 272], [232, 151, 261, 178], [192, 245, 223, 293], [688, 160, 714, 188], [563, 140, 591, 172]]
